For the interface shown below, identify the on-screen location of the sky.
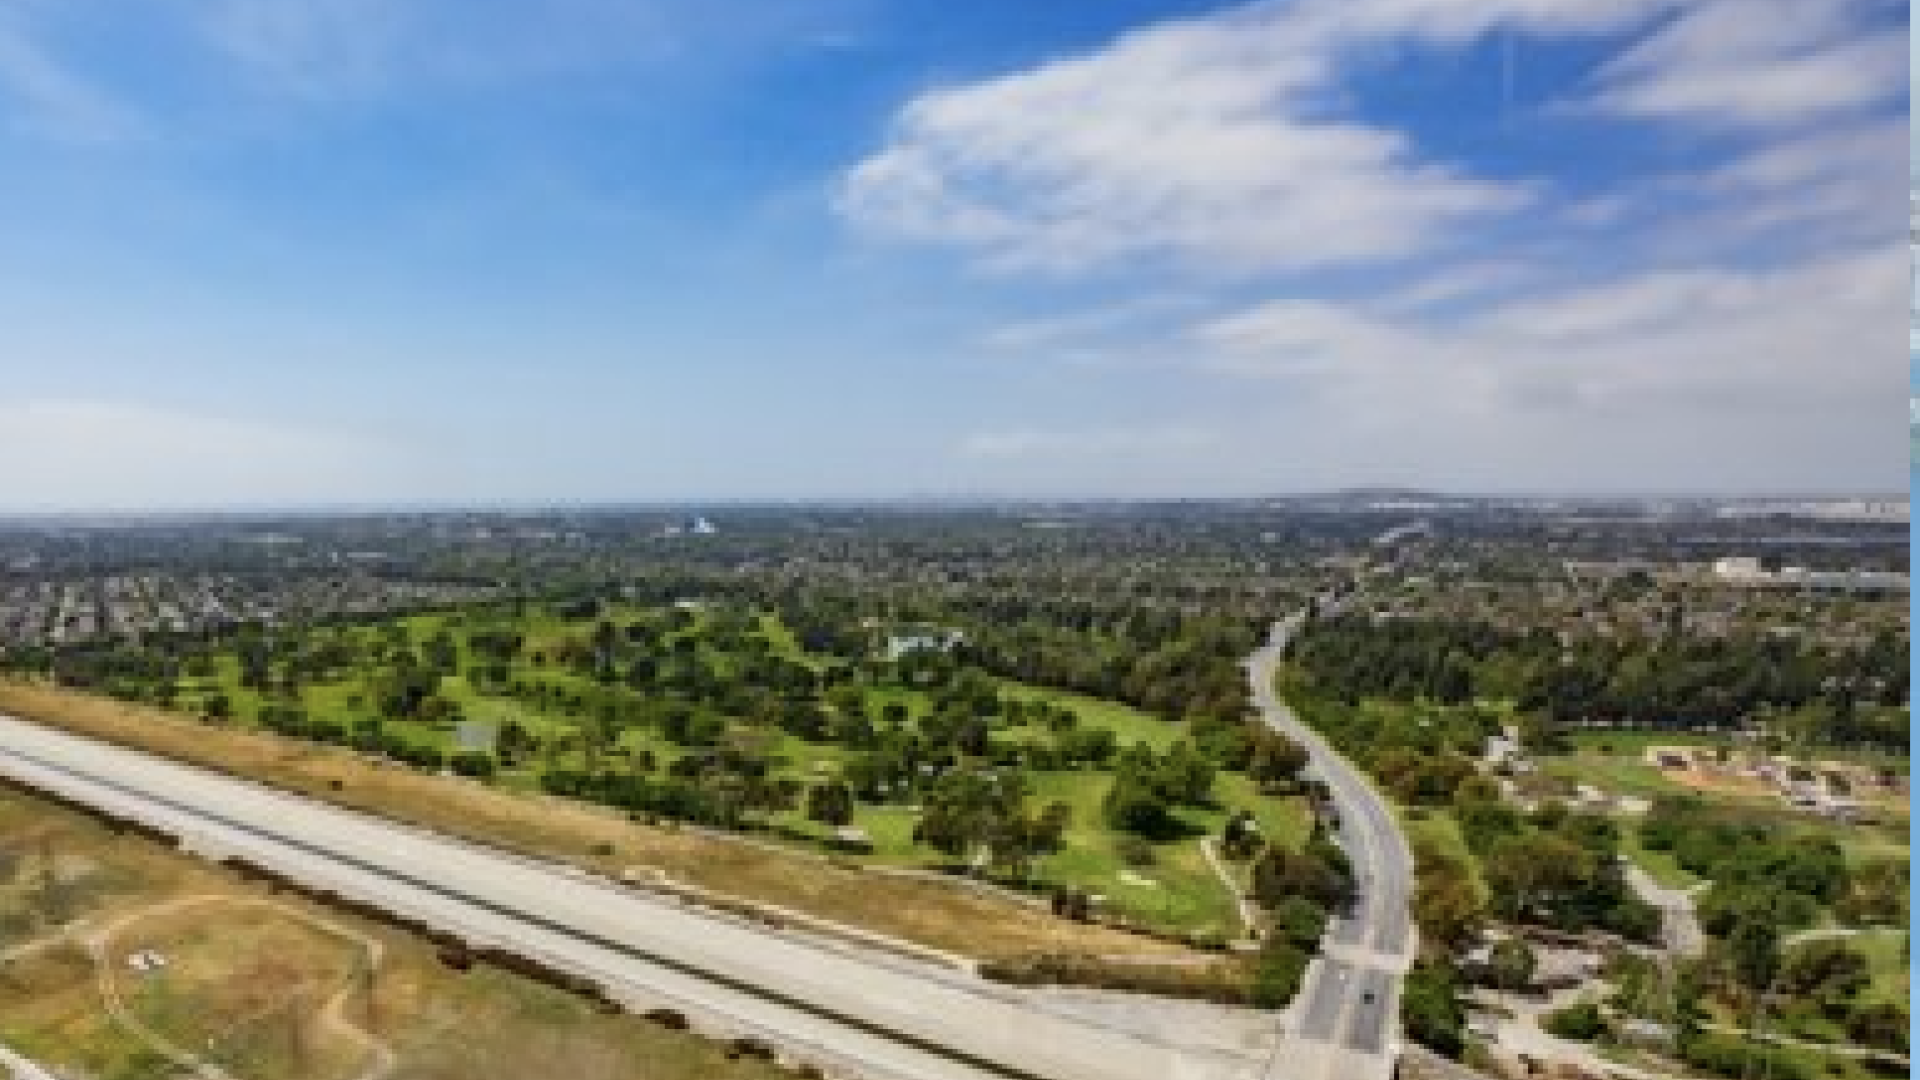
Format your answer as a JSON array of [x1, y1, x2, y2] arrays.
[[0, 0, 1908, 509]]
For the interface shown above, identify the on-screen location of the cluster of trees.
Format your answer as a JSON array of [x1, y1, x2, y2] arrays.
[[912, 770, 1072, 878], [1212, 750, 1352, 1010], [1263, 691, 1496, 809], [1642, 797, 1853, 941], [1101, 742, 1216, 839], [165, 598, 1338, 956], [540, 751, 808, 831], [1289, 614, 1908, 750], [1458, 783, 1657, 942]]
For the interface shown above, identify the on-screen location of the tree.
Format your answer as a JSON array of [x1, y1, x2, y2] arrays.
[[1401, 961, 1466, 1058], [1103, 771, 1175, 838], [1413, 853, 1484, 954], [1220, 810, 1262, 860], [1247, 731, 1309, 787], [1778, 939, 1869, 1004], [1726, 915, 1781, 996], [1270, 895, 1327, 949], [1487, 937, 1535, 993], [1839, 858, 1908, 925], [1250, 937, 1308, 1009], [1162, 740, 1215, 804], [1846, 1001, 1908, 1054], [805, 781, 854, 827], [1250, 842, 1353, 915], [1031, 801, 1072, 853], [1542, 1001, 1605, 1041]]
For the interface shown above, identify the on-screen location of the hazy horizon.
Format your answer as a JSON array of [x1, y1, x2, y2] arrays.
[[0, 487, 1909, 523], [0, 0, 1907, 510]]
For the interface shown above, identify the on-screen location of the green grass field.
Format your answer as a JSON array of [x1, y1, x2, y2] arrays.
[[1398, 806, 1485, 903], [1565, 729, 1910, 775], [152, 604, 1313, 939], [1538, 754, 1712, 802]]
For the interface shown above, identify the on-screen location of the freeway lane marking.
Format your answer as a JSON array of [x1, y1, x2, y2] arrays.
[[1297, 958, 1352, 1041], [1341, 968, 1393, 1054], [0, 741, 1065, 1080]]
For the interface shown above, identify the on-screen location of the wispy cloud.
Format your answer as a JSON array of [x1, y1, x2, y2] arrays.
[[1197, 248, 1903, 424], [862, 0, 1903, 493], [0, 14, 141, 142], [841, 0, 1903, 280], [1591, 0, 1906, 128], [185, 0, 836, 101], [957, 425, 1215, 461], [194, 0, 410, 100], [1378, 261, 1534, 314], [836, 0, 1723, 277], [979, 295, 1199, 352]]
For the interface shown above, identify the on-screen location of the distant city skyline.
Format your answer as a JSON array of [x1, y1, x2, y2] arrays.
[[0, 0, 1907, 509]]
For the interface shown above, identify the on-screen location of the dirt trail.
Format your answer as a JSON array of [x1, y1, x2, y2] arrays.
[[85, 893, 399, 1080], [1198, 838, 1260, 942]]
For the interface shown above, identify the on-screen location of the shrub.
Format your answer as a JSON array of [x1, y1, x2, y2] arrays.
[[1116, 835, 1156, 868], [1249, 938, 1308, 1009], [979, 953, 1250, 1005], [450, 751, 497, 779], [1542, 1001, 1605, 1041], [1401, 961, 1467, 1059]]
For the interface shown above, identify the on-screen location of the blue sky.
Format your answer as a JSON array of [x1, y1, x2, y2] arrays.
[[0, 0, 1907, 509]]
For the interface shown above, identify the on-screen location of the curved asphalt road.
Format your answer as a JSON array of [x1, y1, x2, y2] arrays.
[[1247, 614, 1416, 1080], [0, 715, 1261, 1080]]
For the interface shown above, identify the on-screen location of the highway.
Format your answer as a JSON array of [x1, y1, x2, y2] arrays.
[[0, 1044, 58, 1080], [1247, 613, 1415, 1080], [0, 715, 1262, 1080]]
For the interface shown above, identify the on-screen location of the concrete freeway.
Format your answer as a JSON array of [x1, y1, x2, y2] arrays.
[[0, 1045, 58, 1080], [1247, 613, 1416, 1080], [0, 715, 1263, 1080]]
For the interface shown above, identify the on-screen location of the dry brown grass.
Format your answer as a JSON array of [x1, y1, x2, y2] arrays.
[[1666, 768, 1774, 798], [103, 900, 371, 1079], [0, 681, 1184, 962], [0, 785, 834, 1080]]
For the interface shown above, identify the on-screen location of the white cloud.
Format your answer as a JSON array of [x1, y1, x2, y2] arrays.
[[837, 0, 1730, 277], [1198, 246, 1903, 426], [1700, 117, 1907, 250], [195, 0, 410, 99], [1128, 244, 1904, 493], [0, 400, 398, 510], [886, 0, 1902, 494], [1592, 0, 1906, 128], [979, 296, 1199, 352], [1378, 261, 1534, 314], [843, 0, 1903, 279], [841, 1, 1533, 276]]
